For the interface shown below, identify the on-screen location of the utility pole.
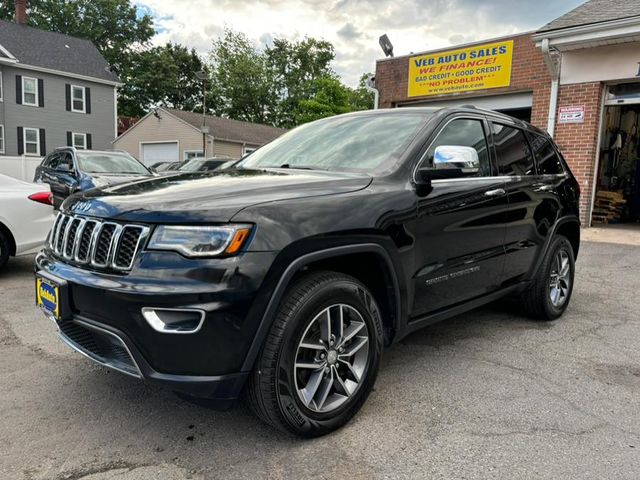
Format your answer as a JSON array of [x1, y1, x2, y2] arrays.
[[195, 70, 209, 157]]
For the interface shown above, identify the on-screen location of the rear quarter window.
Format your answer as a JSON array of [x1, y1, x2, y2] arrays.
[[530, 134, 565, 175]]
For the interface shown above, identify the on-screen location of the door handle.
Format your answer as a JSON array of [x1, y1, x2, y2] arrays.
[[484, 188, 506, 197], [534, 184, 554, 192]]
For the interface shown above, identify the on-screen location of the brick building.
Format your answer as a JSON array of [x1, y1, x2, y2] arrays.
[[375, 0, 640, 226]]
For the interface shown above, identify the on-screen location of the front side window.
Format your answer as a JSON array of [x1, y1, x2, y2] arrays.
[[24, 127, 40, 155], [44, 153, 60, 169], [72, 132, 86, 150], [530, 134, 564, 175], [22, 76, 38, 106], [71, 85, 85, 112], [239, 113, 431, 174], [421, 118, 491, 177], [56, 152, 74, 171], [491, 123, 535, 176]]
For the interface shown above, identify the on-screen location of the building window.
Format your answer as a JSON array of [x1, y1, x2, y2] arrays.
[[184, 150, 204, 160], [22, 76, 38, 106], [24, 127, 40, 155], [243, 147, 256, 155], [72, 132, 87, 149], [71, 85, 86, 113], [0, 125, 4, 154]]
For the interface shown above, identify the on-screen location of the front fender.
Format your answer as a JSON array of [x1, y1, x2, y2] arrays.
[[239, 241, 404, 372]]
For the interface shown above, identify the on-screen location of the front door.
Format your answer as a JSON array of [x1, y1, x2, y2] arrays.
[[411, 116, 508, 317]]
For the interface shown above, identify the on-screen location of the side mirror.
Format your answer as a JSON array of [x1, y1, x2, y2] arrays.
[[433, 145, 480, 173]]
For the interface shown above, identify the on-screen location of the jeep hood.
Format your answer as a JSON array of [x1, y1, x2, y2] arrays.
[[64, 169, 372, 223], [83, 173, 152, 189]]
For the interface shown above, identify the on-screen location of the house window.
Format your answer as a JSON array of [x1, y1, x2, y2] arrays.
[[71, 85, 86, 113], [22, 76, 38, 106], [0, 125, 4, 154], [243, 147, 256, 155], [24, 127, 40, 155], [184, 150, 204, 160], [72, 132, 87, 149]]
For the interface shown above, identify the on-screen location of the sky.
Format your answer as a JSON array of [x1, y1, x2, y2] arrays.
[[136, 0, 586, 87]]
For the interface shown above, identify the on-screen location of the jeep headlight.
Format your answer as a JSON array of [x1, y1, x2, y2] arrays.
[[148, 225, 252, 257]]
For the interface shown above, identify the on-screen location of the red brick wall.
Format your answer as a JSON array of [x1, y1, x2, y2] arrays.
[[375, 33, 552, 131], [553, 82, 604, 222]]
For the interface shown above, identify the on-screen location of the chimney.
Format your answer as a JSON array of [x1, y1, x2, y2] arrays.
[[14, 0, 27, 25]]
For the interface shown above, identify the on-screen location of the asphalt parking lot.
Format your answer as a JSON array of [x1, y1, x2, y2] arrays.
[[1, 238, 639, 480]]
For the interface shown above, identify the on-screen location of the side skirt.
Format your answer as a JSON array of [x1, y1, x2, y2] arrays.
[[398, 281, 529, 340]]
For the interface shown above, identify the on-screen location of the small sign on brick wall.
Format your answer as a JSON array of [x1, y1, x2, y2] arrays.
[[558, 105, 585, 124]]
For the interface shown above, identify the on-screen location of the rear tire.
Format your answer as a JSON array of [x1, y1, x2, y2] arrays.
[[0, 230, 10, 270], [246, 271, 383, 437], [521, 234, 575, 320]]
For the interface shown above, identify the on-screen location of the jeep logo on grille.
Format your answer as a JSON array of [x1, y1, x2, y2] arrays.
[[73, 201, 92, 213]]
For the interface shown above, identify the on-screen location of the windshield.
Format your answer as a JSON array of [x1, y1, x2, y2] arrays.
[[76, 152, 150, 175], [238, 113, 430, 173], [179, 159, 205, 172]]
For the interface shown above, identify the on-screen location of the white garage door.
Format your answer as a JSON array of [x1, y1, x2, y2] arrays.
[[141, 142, 179, 166]]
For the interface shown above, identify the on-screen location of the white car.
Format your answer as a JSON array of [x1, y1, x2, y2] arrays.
[[0, 174, 54, 269]]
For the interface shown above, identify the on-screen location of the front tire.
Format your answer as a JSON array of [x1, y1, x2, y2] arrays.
[[521, 234, 575, 320], [246, 271, 383, 437]]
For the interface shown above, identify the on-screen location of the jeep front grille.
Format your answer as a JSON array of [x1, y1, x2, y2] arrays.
[[50, 213, 150, 271]]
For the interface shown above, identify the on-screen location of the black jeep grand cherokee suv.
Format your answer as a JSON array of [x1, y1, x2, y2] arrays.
[[35, 107, 580, 437]]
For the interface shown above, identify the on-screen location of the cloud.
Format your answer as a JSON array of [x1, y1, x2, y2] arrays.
[[337, 23, 362, 41], [136, 0, 584, 87]]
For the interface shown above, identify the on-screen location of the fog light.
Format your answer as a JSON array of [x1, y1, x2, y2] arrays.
[[142, 308, 205, 334]]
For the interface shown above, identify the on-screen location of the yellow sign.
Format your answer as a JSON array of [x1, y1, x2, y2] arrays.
[[408, 40, 514, 98]]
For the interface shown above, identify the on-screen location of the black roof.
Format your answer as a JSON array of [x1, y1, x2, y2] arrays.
[[539, 0, 640, 32], [0, 20, 119, 83]]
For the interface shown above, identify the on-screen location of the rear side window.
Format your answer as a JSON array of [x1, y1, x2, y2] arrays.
[[423, 118, 492, 176], [530, 134, 564, 175], [491, 123, 535, 176]]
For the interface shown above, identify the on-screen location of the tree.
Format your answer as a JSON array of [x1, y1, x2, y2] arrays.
[[294, 75, 351, 124], [207, 29, 277, 124], [265, 38, 336, 127], [348, 73, 375, 111], [118, 43, 206, 117]]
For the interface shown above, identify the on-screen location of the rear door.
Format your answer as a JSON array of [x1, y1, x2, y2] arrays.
[[411, 115, 508, 317], [489, 121, 560, 284]]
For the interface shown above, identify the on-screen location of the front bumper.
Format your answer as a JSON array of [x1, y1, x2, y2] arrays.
[[35, 248, 278, 400]]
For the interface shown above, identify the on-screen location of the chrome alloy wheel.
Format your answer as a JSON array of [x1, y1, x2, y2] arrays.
[[549, 249, 571, 308], [294, 304, 370, 413]]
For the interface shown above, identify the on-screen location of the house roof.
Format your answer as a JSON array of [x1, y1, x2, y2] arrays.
[[539, 0, 640, 32], [0, 19, 119, 83], [166, 109, 287, 145]]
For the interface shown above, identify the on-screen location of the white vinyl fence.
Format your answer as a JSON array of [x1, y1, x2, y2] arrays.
[[0, 156, 43, 182]]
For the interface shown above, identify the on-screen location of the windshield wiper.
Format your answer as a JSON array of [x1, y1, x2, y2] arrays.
[[276, 163, 327, 171]]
